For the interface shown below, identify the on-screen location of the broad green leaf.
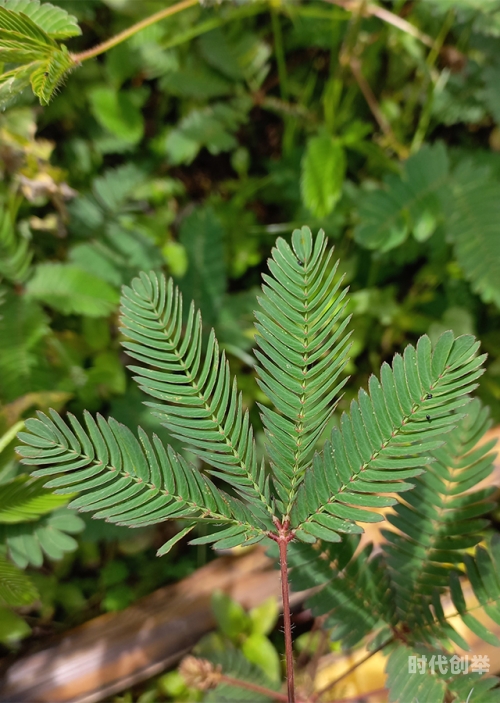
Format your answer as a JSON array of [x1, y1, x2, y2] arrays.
[[198, 27, 245, 81], [249, 596, 279, 636], [1, 507, 84, 568], [160, 56, 232, 99], [156, 523, 196, 556], [164, 99, 250, 165], [26, 263, 119, 317], [89, 87, 145, 144], [211, 590, 251, 639], [242, 633, 281, 682], [301, 134, 345, 218], [0, 204, 32, 281], [0, 421, 24, 454], [413, 209, 437, 242], [162, 241, 188, 277], [0, 605, 32, 644]]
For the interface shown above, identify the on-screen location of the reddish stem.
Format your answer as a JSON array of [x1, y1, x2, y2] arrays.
[[221, 673, 290, 702], [273, 520, 296, 703]]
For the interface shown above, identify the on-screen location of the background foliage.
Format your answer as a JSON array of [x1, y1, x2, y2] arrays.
[[2, 0, 500, 699]]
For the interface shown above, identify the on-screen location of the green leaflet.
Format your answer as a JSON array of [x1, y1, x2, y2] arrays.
[[0, 507, 85, 568], [89, 86, 144, 145], [255, 227, 351, 517], [353, 143, 500, 309], [383, 398, 497, 625], [120, 270, 273, 524], [385, 645, 448, 703], [354, 143, 448, 252], [29, 45, 75, 106], [164, 98, 251, 165], [446, 160, 500, 308], [17, 409, 259, 536], [292, 330, 486, 541], [301, 135, 346, 218]]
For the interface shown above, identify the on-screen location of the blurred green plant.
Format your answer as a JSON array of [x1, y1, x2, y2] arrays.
[[2, 0, 500, 699]]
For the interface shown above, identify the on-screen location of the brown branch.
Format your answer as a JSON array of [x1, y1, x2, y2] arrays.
[[348, 58, 391, 136], [323, 0, 433, 47], [71, 0, 198, 63], [221, 673, 292, 702], [310, 636, 393, 703]]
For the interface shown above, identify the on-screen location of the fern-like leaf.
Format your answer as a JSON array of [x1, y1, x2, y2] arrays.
[[287, 537, 395, 648], [0, 292, 50, 402], [0, 202, 32, 283], [0, 507, 84, 568], [255, 227, 351, 517], [0, 554, 38, 606], [0, 1, 81, 39], [438, 537, 500, 649], [0, 1, 79, 106], [16, 410, 263, 553], [29, 44, 74, 105], [0, 475, 69, 523], [449, 672, 500, 703], [199, 648, 280, 703], [120, 272, 273, 526], [292, 330, 486, 543], [353, 143, 448, 251], [445, 160, 500, 308], [353, 143, 500, 309], [177, 206, 226, 329], [386, 644, 449, 703], [387, 641, 500, 703], [383, 398, 496, 625]]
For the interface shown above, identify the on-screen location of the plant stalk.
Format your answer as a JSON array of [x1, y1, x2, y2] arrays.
[[310, 636, 392, 702], [220, 673, 291, 702], [278, 528, 295, 703], [71, 0, 198, 63]]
